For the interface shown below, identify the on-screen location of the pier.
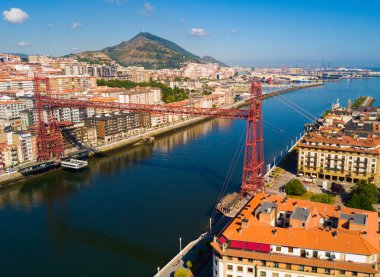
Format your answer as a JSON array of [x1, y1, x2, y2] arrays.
[[60, 159, 88, 170]]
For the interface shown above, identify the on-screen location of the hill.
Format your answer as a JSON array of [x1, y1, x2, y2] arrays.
[[67, 32, 226, 69]]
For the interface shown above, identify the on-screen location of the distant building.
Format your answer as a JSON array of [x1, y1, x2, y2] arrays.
[[212, 193, 380, 277], [47, 75, 97, 92], [118, 87, 162, 105], [289, 67, 304, 75]]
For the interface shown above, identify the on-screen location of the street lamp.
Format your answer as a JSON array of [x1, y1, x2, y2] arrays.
[[179, 237, 182, 254]]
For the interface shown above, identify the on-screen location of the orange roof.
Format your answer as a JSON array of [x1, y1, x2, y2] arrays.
[[90, 97, 118, 102], [219, 193, 380, 256], [0, 100, 26, 105], [166, 100, 189, 107]]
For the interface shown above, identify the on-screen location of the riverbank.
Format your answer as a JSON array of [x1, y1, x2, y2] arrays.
[[262, 82, 323, 99], [0, 81, 323, 189]]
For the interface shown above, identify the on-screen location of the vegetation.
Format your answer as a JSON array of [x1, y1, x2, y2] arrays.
[[284, 179, 306, 196], [331, 182, 345, 194], [174, 268, 189, 277], [351, 96, 367, 109], [322, 109, 331, 118], [97, 79, 189, 104], [70, 32, 226, 69], [346, 180, 378, 211], [186, 260, 193, 269], [310, 193, 334, 204]]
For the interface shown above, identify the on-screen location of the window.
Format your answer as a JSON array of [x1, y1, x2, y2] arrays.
[[227, 265, 233, 270], [272, 273, 279, 277], [247, 267, 253, 273], [227, 275, 233, 277], [274, 262, 279, 268], [325, 252, 331, 258], [276, 246, 281, 251], [352, 272, 357, 276], [285, 275, 291, 277], [248, 259, 253, 263], [214, 269, 218, 275], [228, 256, 233, 261], [237, 266, 243, 272], [238, 257, 243, 262], [299, 265, 304, 271], [261, 261, 266, 266], [260, 272, 266, 277], [325, 268, 330, 274], [288, 247, 294, 253], [339, 270, 345, 275], [311, 267, 317, 273]]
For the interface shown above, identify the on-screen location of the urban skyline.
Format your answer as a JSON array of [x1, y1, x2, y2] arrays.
[[1, 0, 380, 67]]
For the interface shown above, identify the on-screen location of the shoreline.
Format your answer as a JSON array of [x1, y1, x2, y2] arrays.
[[0, 81, 323, 189]]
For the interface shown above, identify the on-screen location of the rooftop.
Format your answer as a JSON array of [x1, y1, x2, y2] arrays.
[[215, 193, 380, 256]]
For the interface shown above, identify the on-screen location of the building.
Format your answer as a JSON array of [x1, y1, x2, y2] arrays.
[[118, 86, 162, 105], [1, 131, 36, 163], [0, 143, 19, 168], [60, 122, 98, 154], [297, 133, 380, 183], [47, 75, 97, 92], [212, 193, 380, 277], [0, 77, 35, 93], [85, 112, 149, 143], [0, 99, 34, 120]]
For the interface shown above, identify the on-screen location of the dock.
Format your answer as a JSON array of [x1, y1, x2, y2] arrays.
[[61, 159, 88, 170]]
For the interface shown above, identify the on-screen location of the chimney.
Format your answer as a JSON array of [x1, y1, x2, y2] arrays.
[[242, 218, 249, 228], [272, 228, 277, 236], [238, 227, 242, 235]]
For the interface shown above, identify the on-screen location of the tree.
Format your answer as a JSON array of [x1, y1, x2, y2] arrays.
[[174, 268, 189, 277], [285, 179, 306, 196], [331, 182, 345, 195], [346, 180, 378, 211], [310, 193, 334, 204], [186, 260, 193, 269]]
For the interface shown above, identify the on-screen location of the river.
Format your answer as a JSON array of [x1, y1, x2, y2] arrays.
[[0, 78, 379, 276]]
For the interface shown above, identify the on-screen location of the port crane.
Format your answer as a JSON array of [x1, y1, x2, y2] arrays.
[[34, 77, 264, 195]]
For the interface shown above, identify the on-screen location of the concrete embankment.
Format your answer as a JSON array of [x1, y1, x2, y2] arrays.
[[0, 82, 323, 188], [263, 82, 323, 100]]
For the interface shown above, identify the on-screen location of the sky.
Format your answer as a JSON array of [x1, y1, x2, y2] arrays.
[[1, 0, 380, 67]]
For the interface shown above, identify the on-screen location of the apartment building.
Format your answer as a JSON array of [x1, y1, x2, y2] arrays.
[[47, 75, 97, 92], [118, 87, 162, 105], [0, 99, 34, 120], [85, 112, 149, 143], [0, 143, 19, 168], [87, 65, 117, 77], [0, 77, 35, 93], [297, 133, 380, 183], [60, 122, 97, 154], [1, 131, 35, 163], [212, 193, 380, 277]]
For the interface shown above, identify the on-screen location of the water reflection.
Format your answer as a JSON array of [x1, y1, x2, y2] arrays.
[[0, 118, 234, 210]]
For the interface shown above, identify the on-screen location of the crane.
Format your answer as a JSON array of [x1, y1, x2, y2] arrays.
[[33, 77, 264, 195]]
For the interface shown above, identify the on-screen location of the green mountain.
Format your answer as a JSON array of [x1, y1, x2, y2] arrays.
[[68, 32, 226, 69]]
